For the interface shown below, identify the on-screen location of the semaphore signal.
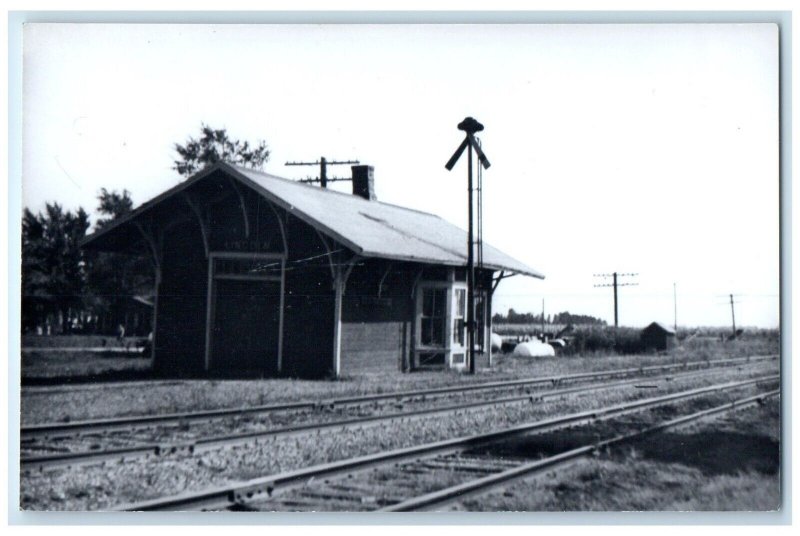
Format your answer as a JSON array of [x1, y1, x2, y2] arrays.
[[445, 116, 491, 375]]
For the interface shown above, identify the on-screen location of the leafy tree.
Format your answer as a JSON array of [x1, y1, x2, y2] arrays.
[[173, 123, 270, 177], [95, 187, 134, 229], [21, 203, 90, 333]]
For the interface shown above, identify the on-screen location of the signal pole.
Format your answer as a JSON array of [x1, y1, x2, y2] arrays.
[[285, 157, 360, 187], [593, 272, 639, 329], [445, 117, 491, 375]]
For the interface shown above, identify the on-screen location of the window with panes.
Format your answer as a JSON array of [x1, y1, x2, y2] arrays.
[[420, 287, 447, 347]]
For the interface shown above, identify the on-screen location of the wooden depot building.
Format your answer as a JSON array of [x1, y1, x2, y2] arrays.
[[81, 162, 544, 378]]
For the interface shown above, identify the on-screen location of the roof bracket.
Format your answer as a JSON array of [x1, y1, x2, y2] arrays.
[[314, 228, 336, 280], [410, 267, 424, 297], [341, 255, 362, 296], [134, 220, 162, 276], [491, 270, 518, 295], [265, 200, 288, 256], [227, 176, 250, 238], [182, 192, 210, 258]]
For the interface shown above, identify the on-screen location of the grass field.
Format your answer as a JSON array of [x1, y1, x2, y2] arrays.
[[19, 333, 779, 425], [21, 351, 152, 383], [22, 334, 148, 348]]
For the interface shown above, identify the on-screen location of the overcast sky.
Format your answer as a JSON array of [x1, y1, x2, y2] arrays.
[[22, 23, 779, 328]]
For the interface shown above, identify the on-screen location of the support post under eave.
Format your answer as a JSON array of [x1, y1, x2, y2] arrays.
[[331, 255, 360, 379], [332, 265, 344, 379], [204, 255, 214, 371], [134, 221, 162, 365]]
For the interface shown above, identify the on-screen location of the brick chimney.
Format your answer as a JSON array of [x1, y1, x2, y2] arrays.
[[351, 165, 376, 201]]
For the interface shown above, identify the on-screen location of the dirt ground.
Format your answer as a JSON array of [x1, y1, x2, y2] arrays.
[[454, 396, 781, 511]]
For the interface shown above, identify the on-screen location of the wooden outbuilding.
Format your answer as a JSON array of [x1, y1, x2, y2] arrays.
[[81, 162, 543, 378], [640, 321, 677, 352]]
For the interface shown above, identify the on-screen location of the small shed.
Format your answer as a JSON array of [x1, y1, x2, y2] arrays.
[[641, 322, 677, 351]]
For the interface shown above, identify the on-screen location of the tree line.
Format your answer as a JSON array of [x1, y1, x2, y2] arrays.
[[21, 125, 270, 335], [492, 308, 607, 326]]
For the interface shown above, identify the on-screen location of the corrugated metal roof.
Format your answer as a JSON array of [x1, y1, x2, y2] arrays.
[[82, 162, 544, 279]]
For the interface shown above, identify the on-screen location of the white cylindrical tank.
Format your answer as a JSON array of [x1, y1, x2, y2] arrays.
[[513, 340, 556, 358], [490, 332, 503, 352]]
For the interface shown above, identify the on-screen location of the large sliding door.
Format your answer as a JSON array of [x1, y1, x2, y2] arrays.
[[207, 253, 285, 374]]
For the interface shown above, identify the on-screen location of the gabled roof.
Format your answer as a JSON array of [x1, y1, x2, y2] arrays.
[[82, 162, 544, 279], [643, 321, 676, 335]]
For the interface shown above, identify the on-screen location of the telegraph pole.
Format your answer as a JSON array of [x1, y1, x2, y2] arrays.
[[730, 293, 737, 337], [673, 282, 678, 333], [593, 272, 639, 329], [541, 298, 545, 340], [285, 157, 360, 187]]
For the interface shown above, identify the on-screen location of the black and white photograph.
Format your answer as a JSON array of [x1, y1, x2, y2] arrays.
[[11, 14, 785, 517]]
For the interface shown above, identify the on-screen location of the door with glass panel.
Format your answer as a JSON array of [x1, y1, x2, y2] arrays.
[[450, 286, 468, 368]]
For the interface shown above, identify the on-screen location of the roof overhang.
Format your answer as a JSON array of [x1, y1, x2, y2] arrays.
[[81, 162, 544, 280]]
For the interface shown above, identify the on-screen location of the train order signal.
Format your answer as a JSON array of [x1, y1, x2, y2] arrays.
[[444, 117, 491, 374]]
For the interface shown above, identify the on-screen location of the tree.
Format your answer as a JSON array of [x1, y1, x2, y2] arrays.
[[21, 203, 90, 333], [173, 123, 271, 177], [95, 188, 134, 230]]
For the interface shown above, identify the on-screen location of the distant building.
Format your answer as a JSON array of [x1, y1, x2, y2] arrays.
[[81, 161, 543, 378], [641, 321, 677, 351]]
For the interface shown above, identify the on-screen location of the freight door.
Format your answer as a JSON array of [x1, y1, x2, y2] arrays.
[[208, 254, 284, 375]]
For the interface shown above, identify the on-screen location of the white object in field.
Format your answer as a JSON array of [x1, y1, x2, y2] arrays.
[[490, 332, 503, 352], [547, 338, 566, 348], [513, 340, 556, 358]]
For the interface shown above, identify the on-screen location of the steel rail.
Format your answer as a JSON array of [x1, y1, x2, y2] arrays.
[[23, 364, 768, 472], [113, 374, 778, 511], [381, 389, 781, 511], [22, 354, 776, 440]]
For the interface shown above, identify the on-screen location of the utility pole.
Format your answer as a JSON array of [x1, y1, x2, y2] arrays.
[[730, 293, 737, 337], [673, 282, 678, 333], [541, 298, 545, 340], [445, 117, 491, 375], [285, 157, 360, 187], [593, 272, 639, 329]]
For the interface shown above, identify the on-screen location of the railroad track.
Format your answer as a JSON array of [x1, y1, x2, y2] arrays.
[[22, 354, 776, 442], [380, 389, 781, 512], [20, 360, 776, 472], [114, 374, 778, 511]]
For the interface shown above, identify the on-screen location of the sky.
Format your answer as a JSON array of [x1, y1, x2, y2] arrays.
[[21, 23, 780, 328]]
